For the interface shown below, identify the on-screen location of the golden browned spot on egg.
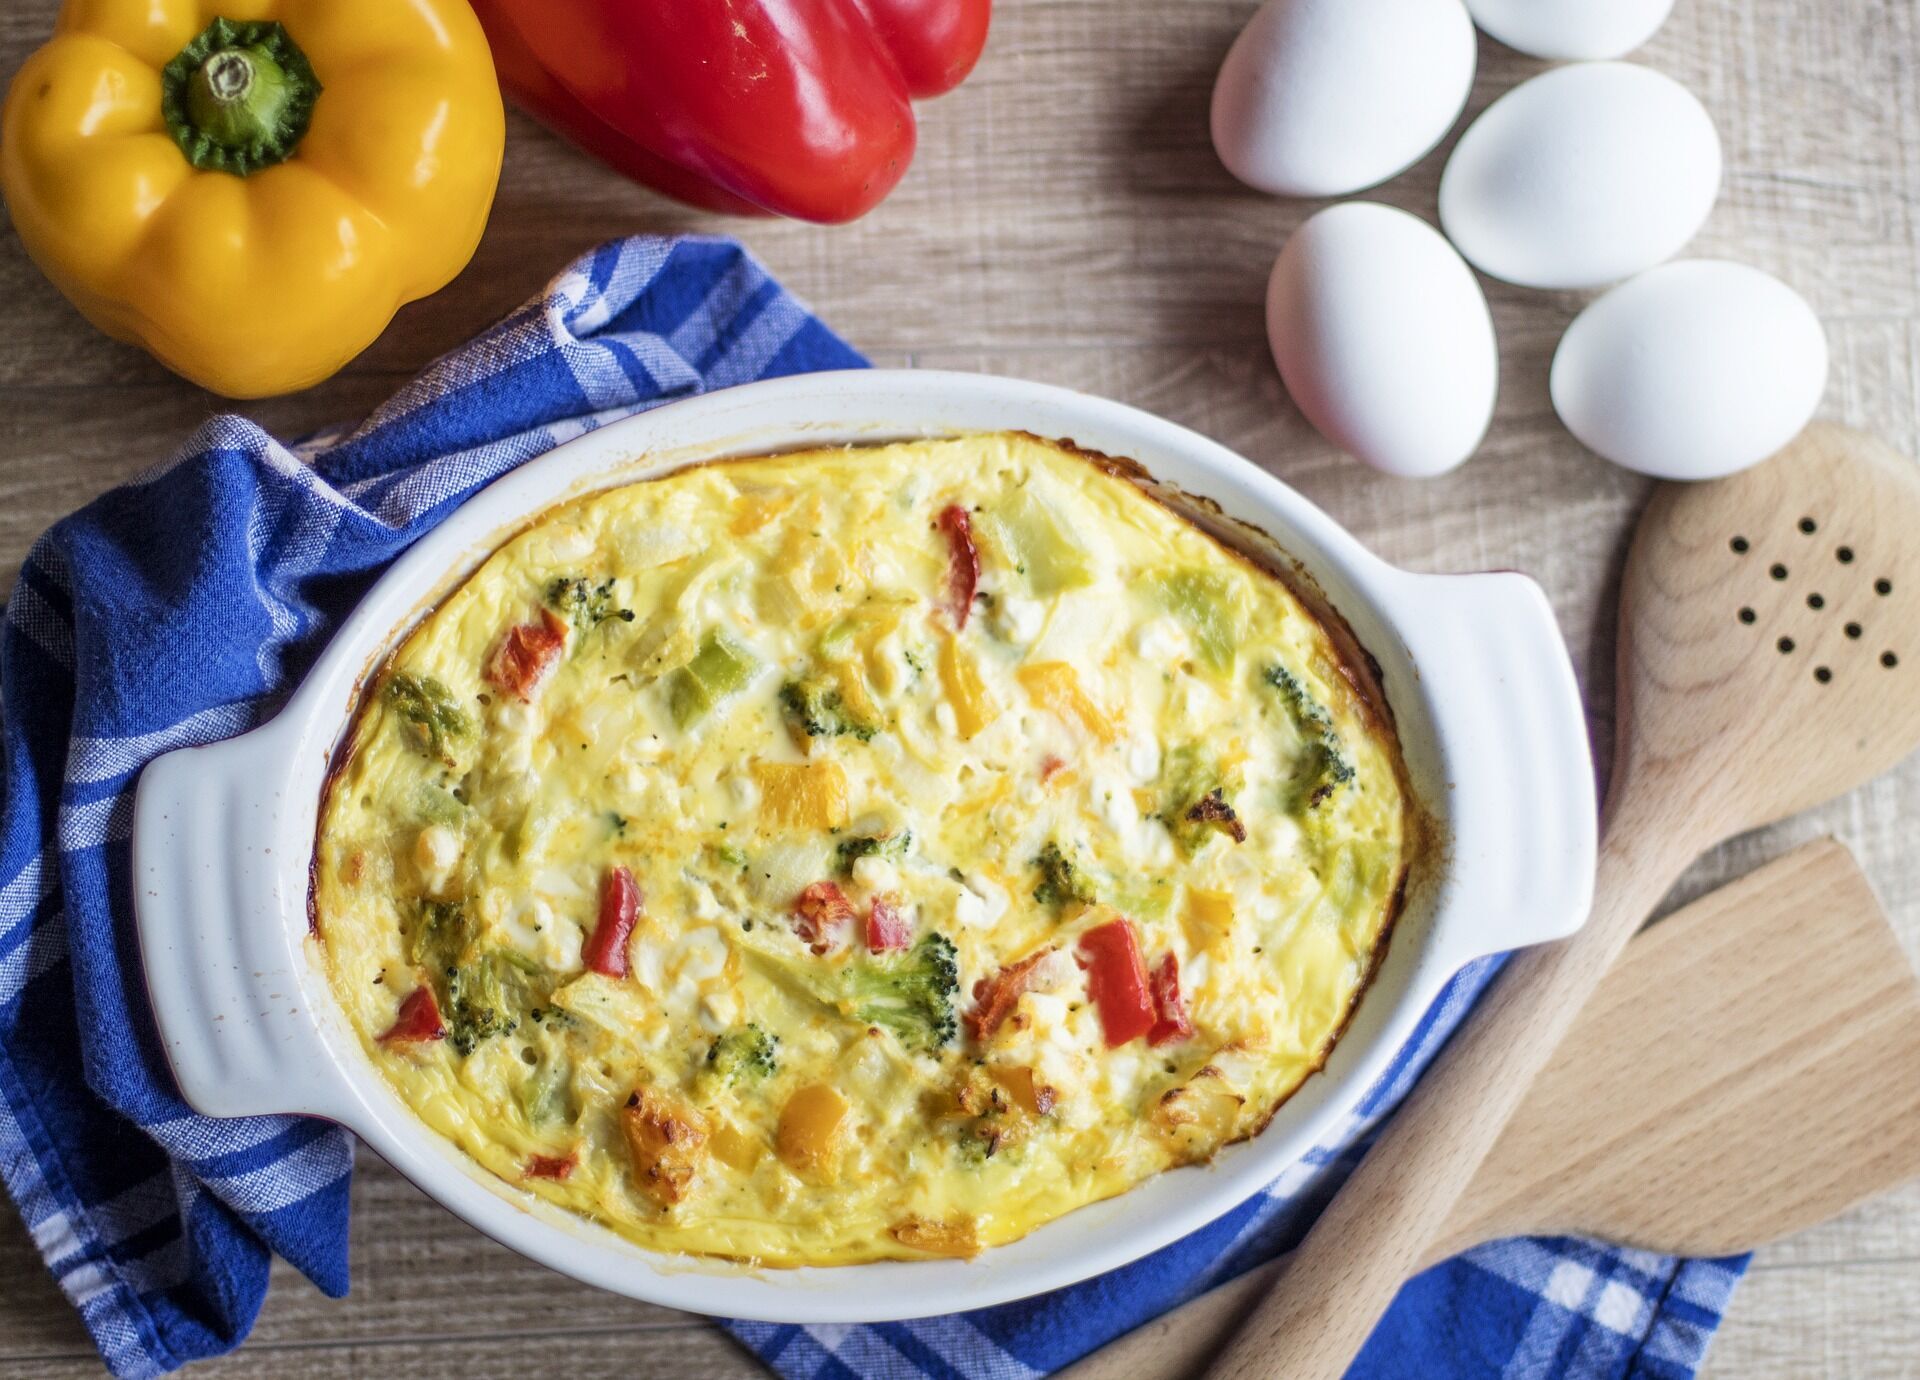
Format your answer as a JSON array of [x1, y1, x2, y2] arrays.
[[623, 1086, 709, 1208]]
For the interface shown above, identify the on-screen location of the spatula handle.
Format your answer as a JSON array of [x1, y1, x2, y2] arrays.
[[1200, 811, 1689, 1380]]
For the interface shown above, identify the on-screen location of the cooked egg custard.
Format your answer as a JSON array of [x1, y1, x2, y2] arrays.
[[314, 432, 1413, 1265]]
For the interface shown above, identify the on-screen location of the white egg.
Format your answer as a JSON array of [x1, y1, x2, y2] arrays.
[[1466, 0, 1675, 59], [1267, 203, 1498, 477], [1440, 64, 1720, 291], [1211, 0, 1476, 198], [1551, 261, 1829, 480]]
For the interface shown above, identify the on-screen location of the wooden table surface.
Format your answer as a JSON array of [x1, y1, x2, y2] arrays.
[[2, 0, 1916, 1375]]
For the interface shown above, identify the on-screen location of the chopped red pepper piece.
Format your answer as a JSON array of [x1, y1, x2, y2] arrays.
[[936, 504, 979, 629], [379, 986, 446, 1044], [793, 880, 857, 954], [484, 607, 568, 702], [1078, 919, 1155, 1047], [523, 1152, 577, 1181], [583, 866, 641, 978], [964, 947, 1054, 1043], [1147, 953, 1194, 1047], [866, 894, 911, 953]]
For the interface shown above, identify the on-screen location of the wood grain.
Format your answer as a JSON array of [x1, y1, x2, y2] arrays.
[[1, 0, 1917, 1373], [1061, 838, 1920, 1380], [1202, 425, 1920, 1380]]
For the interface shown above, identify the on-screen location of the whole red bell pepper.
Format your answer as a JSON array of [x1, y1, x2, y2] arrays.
[[469, 0, 992, 223]]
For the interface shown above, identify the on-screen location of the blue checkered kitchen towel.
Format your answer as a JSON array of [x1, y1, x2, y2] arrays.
[[0, 234, 1745, 1379]]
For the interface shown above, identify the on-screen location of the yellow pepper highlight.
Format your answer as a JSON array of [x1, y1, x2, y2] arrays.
[[1, 1, 504, 398]]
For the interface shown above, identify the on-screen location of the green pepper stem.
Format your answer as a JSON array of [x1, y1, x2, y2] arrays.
[[161, 18, 322, 176]]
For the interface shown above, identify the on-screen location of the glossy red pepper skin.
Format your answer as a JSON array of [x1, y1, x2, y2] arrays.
[[937, 504, 980, 629], [1147, 953, 1194, 1047], [866, 895, 912, 952], [468, 0, 991, 223], [1078, 920, 1156, 1047], [380, 987, 447, 1045], [584, 866, 641, 978]]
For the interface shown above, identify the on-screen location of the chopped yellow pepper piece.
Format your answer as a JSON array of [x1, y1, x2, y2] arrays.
[[938, 633, 999, 739], [1017, 661, 1119, 744], [1182, 887, 1236, 959], [776, 1082, 849, 1183], [709, 1119, 764, 1173], [752, 760, 849, 831]]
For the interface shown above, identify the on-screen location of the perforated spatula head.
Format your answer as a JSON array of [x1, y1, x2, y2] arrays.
[[1618, 424, 1920, 842]]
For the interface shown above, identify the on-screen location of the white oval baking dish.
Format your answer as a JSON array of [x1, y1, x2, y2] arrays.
[[131, 370, 1595, 1322]]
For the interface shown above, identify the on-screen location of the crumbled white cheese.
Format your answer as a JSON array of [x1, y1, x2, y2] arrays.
[[501, 895, 583, 972], [727, 771, 761, 811], [964, 871, 1011, 927], [933, 701, 960, 737], [676, 926, 729, 983], [1090, 770, 1134, 836], [491, 699, 535, 736], [700, 988, 740, 1033], [1023, 990, 1070, 1032], [1124, 729, 1161, 784], [1262, 813, 1305, 863], [952, 885, 990, 930], [1131, 616, 1187, 662], [628, 933, 667, 993], [534, 865, 589, 902], [993, 593, 1046, 645], [689, 881, 723, 921], [626, 733, 665, 761], [413, 825, 460, 883], [851, 855, 901, 893]]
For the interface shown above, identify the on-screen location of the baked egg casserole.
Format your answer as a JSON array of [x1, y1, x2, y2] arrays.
[[313, 432, 1414, 1264]]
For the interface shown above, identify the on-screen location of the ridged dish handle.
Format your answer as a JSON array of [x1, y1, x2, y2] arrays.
[[1386, 569, 1598, 969], [132, 716, 357, 1123]]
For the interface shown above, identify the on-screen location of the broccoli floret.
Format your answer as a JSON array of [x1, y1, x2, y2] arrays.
[[704, 1024, 780, 1086], [517, 1059, 572, 1127], [835, 829, 912, 876], [404, 900, 540, 1057], [1032, 841, 1095, 912], [445, 953, 527, 1056], [847, 933, 959, 1054], [780, 677, 880, 742], [407, 898, 472, 974], [731, 927, 958, 1055], [1156, 744, 1248, 853], [1262, 665, 1355, 810], [545, 576, 633, 636], [385, 672, 471, 765]]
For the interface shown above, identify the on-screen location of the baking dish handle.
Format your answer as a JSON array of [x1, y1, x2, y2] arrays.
[[132, 717, 359, 1123], [1387, 569, 1599, 969]]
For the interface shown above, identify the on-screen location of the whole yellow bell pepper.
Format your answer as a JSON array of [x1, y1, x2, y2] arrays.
[[1, 1, 504, 398]]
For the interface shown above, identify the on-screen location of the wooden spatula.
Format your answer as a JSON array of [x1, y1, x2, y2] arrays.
[[1060, 837, 1920, 1380], [1206, 425, 1920, 1380]]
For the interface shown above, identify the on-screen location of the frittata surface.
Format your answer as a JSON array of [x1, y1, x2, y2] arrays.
[[314, 432, 1411, 1264]]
